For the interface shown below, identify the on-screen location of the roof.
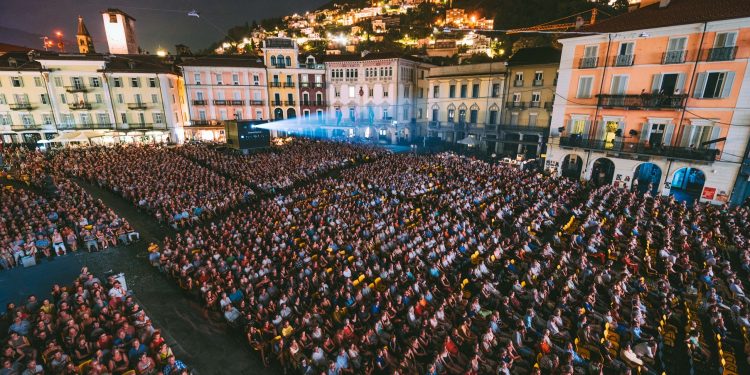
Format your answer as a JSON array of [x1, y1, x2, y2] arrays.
[[0, 51, 41, 71], [77, 16, 91, 37], [580, 0, 750, 34], [179, 55, 265, 68], [102, 55, 177, 74], [507, 47, 561, 67], [0, 42, 32, 54], [323, 52, 431, 65], [104, 8, 135, 21]]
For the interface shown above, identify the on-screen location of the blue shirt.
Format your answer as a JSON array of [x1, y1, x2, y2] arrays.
[[163, 360, 187, 375]]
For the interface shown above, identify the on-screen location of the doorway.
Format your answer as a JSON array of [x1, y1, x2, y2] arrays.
[[669, 167, 706, 204]]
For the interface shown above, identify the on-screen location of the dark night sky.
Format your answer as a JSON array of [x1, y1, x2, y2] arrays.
[[0, 0, 329, 53]]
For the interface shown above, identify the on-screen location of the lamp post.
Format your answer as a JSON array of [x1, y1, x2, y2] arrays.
[[55, 31, 65, 52]]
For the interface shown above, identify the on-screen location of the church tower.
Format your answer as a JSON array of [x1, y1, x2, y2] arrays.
[[76, 16, 95, 54]]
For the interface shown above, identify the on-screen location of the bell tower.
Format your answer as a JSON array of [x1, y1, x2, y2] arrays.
[[76, 15, 95, 54]]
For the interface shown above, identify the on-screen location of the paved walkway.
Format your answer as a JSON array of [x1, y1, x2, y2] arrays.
[[72, 180, 278, 375]]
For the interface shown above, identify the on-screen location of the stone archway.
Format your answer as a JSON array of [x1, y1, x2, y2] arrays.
[[669, 167, 706, 204], [633, 162, 662, 195], [591, 158, 615, 186], [561, 154, 583, 180]]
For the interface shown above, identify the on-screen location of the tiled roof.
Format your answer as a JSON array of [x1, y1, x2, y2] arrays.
[[507, 47, 561, 67], [323, 52, 430, 64], [0, 42, 32, 54], [103, 54, 178, 74], [179, 55, 265, 68], [580, 0, 750, 34]]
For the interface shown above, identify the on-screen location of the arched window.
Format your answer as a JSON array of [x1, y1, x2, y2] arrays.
[[270, 56, 277, 66], [285, 56, 292, 67], [277, 55, 285, 67]]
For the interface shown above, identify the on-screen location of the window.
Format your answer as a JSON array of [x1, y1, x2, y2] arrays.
[[95, 94, 103, 103], [417, 108, 423, 119], [528, 113, 538, 126], [709, 32, 738, 61], [577, 76, 594, 98], [368, 88, 374, 97], [469, 109, 478, 124], [220, 109, 227, 120], [0, 94, 5, 104], [40, 94, 48, 104], [383, 89, 389, 98], [680, 123, 719, 148], [404, 86, 410, 98], [695, 71, 735, 99], [90, 77, 101, 87], [11, 77, 22, 87], [449, 85, 456, 98], [571, 119, 587, 134], [130, 78, 140, 87], [489, 110, 498, 125], [514, 72, 523, 86], [215, 74, 223, 85], [491, 84, 500, 98], [253, 75, 259, 85], [97, 113, 109, 124], [610, 75, 628, 95], [447, 108, 455, 122], [59, 94, 67, 104], [256, 110, 263, 120], [153, 113, 164, 123], [117, 94, 124, 104], [0, 113, 11, 125], [149, 78, 157, 88], [194, 73, 201, 84], [403, 107, 408, 120], [531, 92, 541, 103], [472, 84, 479, 98], [460, 84, 467, 98], [198, 110, 206, 121], [34, 77, 43, 87], [418, 88, 424, 99], [232, 74, 240, 85], [113, 78, 122, 87], [270, 56, 277, 66], [134, 94, 142, 104], [349, 86, 356, 98], [616, 42, 635, 66], [714, 32, 737, 48], [664, 37, 687, 63], [433, 85, 440, 98], [120, 113, 128, 124], [534, 72, 543, 82], [21, 114, 34, 125], [109, 14, 117, 23], [334, 89, 340, 98], [42, 114, 52, 125], [196, 92, 204, 100], [151, 94, 158, 103], [512, 93, 521, 103], [54, 77, 63, 87]]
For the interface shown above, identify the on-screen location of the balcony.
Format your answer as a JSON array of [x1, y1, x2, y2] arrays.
[[69, 102, 92, 110], [283, 82, 296, 88], [271, 101, 283, 106], [544, 102, 554, 111], [58, 123, 113, 130], [213, 100, 228, 105], [514, 80, 524, 87], [596, 93, 687, 110], [284, 100, 296, 106], [11, 124, 42, 131], [65, 85, 88, 93], [189, 120, 222, 127], [533, 79, 544, 87], [249, 100, 264, 105], [192, 100, 207, 105], [301, 100, 326, 107], [9, 103, 33, 110], [269, 82, 282, 88], [662, 50, 686, 64], [495, 124, 549, 133], [230, 100, 244, 106], [313, 82, 326, 88], [505, 101, 526, 109], [127, 102, 148, 110], [559, 136, 719, 162], [705, 46, 737, 62], [529, 101, 542, 108], [579, 57, 598, 69], [126, 123, 158, 130], [613, 54, 634, 67]]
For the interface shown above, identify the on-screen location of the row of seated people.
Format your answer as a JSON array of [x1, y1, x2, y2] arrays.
[[50, 145, 254, 230], [1, 267, 190, 375], [172, 139, 387, 193], [1, 148, 138, 271], [152, 153, 612, 374]]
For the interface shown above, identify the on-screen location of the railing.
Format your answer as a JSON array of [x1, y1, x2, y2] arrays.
[[58, 123, 113, 130], [230, 100, 244, 105], [514, 80, 524, 87], [9, 103, 33, 110], [11, 124, 42, 131], [271, 101, 282, 106], [313, 82, 326, 88], [65, 85, 88, 93], [705, 47, 737, 62], [284, 100, 296, 106], [249, 100, 264, 105], [69, 102, 92, 110], [213, 100, 227, 105], [579, 56, 598, 69], [127, 102, 148, 110], [662, 50, 686, 64], [192, 100, 207, 105], [544, 102, 554, 111], [529, 101, 542, 108], [559, 136, 719, 161], [189, 120, 222, 127], [301, 100, 326, 107], [269, 82, 282, 87], [533, 79, 544, 87], [613, 54, 634, 67], [126, 123, 156, 130], [495, 124, 549, 133], [283, 82, 296, 88], [506, 102, 526, 109], [596, 93, 687, 110]]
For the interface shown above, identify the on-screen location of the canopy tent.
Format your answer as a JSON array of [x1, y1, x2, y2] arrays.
[[457, 136, 480, 146], [49, 130, 107, 143]]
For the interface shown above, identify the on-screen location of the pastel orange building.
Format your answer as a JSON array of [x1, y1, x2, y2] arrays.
[[547, 0, 750, 204]]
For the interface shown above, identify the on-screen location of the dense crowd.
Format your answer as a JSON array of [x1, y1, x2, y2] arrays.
[[151, 151, 750, 375], [52, 146, 254, 230], [1, 148, 137, 271], [173, 139, 386, 193], [1, 268, 190, 374]]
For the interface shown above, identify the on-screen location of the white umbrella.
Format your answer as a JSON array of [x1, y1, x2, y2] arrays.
[[457, 136, 479, 146]]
